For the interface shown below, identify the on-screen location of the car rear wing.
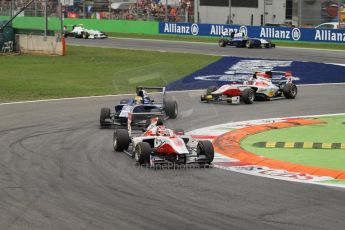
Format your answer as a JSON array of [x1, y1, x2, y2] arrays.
[[254, 70, 298, 80], [136, 86, 166, 103], [127, 112, 163, 136]]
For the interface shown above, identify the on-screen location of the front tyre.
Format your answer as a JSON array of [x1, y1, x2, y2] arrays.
[[197, 140, 214, 164], [242, 88, 255, 104], [113, 129, 130, 152], [283, 83, 298, 99], [82, 32, 89, 39], [218, 39, 226, 47], [246, 40, 253, 48], [135, 142, 152, 165], [205, 86, 219, 101], [206, 86, 218, 95]]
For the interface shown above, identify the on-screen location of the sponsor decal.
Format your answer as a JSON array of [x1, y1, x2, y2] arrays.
[[163, 23, 191, 35], [292, 28, 301, 41], [195, 59, 294, 82], [260, 27, 292, 40], [217, 165, 333, 182], [166, 57, 345, 91], [191, 24, 199, 36], [210, 25, 239, 36], [315, 30, 345, 42], [159, 22, 345, 43], [239, 26, 248, 36]]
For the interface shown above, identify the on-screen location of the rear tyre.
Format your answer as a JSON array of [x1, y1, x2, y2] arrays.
[[197, 140, 214, 164], [135, 142, 152, 165], [242, 88, 255, 104], [165, 100, 178, 119], [100, 107, 111, 128], [113, 129, 130, 152], [283, 83, 298, 99]]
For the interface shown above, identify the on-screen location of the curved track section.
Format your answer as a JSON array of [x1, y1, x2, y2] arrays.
[[1, 39, 345, 230], [1, 86, 345, 230]]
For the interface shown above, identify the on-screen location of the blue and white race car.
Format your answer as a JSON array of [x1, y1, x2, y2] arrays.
[[100, 86, 178, 128], [218, 32, 275, 48]]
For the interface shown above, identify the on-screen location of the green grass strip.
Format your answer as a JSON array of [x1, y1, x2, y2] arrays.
[[241, 116, 345, 171], [0, 45, 219, 102], [321, 179, 345, 185]]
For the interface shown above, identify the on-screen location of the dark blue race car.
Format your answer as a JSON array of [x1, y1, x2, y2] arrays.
[[100, 86, 178, 129], [218, 32, 275, 48]]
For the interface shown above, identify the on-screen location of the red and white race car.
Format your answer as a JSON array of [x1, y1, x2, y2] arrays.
[[200, 71, 298, 104], [113, 115, 214, 167]]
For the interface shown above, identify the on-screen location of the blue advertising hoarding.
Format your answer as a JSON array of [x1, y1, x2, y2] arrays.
[[159, 22, 345, 43]]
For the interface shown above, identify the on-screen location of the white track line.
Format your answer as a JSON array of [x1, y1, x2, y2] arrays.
[[1, 83, 344, 106], [0, 89, 202, 106], [108, 36, 345, 52]]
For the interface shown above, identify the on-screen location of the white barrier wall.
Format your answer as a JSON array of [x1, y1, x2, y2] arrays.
[[16, 34, 64, 55], [199, 0, 287, 25]]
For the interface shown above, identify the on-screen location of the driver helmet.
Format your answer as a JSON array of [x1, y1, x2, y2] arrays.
[[157, 125, 166, 136], [137, 88, 145, 97], [264, 71, 273, 78], [134, 96, 143, 104]]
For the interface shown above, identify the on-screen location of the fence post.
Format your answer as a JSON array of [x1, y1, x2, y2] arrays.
[[44, 0, 48, 39], [34, 0, 37, 17], [109, 0, 111, 20], [228, 0, 232, 24], [165, 0, 168, 22], [10, 0, 13, 17], [338, 0, 341, 28]]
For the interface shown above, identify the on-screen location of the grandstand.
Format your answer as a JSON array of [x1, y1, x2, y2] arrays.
[[0, 0, 194, 22]]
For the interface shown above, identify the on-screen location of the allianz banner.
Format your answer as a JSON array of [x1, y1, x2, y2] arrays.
[[159, 22, 345, 43]]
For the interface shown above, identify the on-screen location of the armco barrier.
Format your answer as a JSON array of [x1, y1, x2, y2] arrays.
[[159, 22, 345, 43], [0, 16, 158, 34]]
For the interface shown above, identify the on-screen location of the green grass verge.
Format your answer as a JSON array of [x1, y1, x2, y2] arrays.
[[322, 179, 345, 185], [0, 46, 219, 102], [107, 32, 345, 50], [241, 116, 345, 171]]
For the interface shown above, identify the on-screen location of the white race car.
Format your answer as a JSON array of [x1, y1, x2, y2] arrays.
[[64, 25, 108, 39], [113, 116, 214, 167], [201, 71, 298, 104]]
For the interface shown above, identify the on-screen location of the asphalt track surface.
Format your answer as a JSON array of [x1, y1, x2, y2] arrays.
[[69, 37, 345, 63], [1, 38, 345, 230]]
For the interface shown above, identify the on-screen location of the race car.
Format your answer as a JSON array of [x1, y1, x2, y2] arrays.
[[64, 25, 108, 39], [218, 32, 275, 48], [100, 86, 178, 128], [201, 71, 298, 104], [113, 116, 214, 167]]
